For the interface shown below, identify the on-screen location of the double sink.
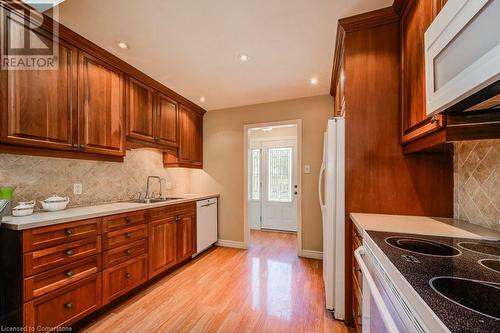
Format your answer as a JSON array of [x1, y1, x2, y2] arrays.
[[131, 197, 183, 204]]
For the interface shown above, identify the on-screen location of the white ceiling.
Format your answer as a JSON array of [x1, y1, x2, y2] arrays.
[[55, 0, 393, 110]]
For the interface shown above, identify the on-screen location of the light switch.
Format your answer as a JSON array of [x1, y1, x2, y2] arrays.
[[165, 181, 172, 190], [304, 165, 311, 174], [73, 183, 82, 195]]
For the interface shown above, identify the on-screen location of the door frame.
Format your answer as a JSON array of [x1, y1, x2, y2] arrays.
[[243, 119, 302, 256]]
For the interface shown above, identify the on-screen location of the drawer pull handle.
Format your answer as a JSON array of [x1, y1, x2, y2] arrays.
[[64, 270, 74, 277], [65, 229, 74, 236], [64, 249, 74, 257], [125, 272, 132, 279], [175, 217, 180, 222], [125, 217, 132, 223], [64, 302, 73, 309], [125, 233, 134, 239], [125, 249, 132, 255]]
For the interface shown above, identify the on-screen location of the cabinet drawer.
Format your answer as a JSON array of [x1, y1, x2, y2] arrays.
[[24, 274, 102, 331], [149, 202, 196, 221], [103, 239, 148, 268], [103, 224, 148, 250], [23, 218, 101, 253], [102, 210, 146, 233], [103, 254, 148, 304], [24, 236, 102, 276], [24, 255, 101, 302]]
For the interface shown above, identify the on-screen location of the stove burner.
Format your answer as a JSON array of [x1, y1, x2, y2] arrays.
[[458, 242, 500, 257], [430, 277, 500, 321], [385, 237, 460, 257], [479, 259, 500, 274]]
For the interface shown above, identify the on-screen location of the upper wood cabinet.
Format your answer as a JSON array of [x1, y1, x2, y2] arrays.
[[156, 93, 178, 147], [0, 13, 78, 151], [126, 78, 179, 149], [78, 52, 125, 156], [163, 105, 203, 168], [401, 0, 445, 144], [126, 77, 156, 143]]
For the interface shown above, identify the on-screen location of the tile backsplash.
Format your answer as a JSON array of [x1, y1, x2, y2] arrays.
[[454, 139, 500, 231], [0, 149, 192, 209]]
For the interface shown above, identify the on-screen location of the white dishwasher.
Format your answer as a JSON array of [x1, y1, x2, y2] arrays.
[[195, 197, 218, 256]]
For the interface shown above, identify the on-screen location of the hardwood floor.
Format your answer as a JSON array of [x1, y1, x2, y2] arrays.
[[81, 230, 351, 332]]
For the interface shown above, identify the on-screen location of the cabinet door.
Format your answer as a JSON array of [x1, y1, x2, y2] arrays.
[[78, 52, 125, 156], [126, 77, 156, 143], [0, 13, 77, 150], [178, 105, 203, 166], [401, 0, 444, 143], [149, 217, 177, 279], [156, 93, 178, 148], [176, 212, 196, 262]]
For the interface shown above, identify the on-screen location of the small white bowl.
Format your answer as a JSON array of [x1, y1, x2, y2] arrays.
[[12, 201, 35, 217], [39, 196, 70, 212]]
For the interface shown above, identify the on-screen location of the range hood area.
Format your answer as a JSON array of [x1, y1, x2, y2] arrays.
[[424, 0, 500, 116]]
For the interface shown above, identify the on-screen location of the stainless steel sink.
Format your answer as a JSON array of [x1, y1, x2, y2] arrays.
[[130, 197, 183, 204]]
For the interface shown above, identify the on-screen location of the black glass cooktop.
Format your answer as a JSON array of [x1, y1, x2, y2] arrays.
[[367, 231, 500, 333]]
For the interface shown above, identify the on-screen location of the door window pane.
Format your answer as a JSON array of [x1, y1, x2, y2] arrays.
[[268, 147, 292, 202], [251, 149, 261, 201]]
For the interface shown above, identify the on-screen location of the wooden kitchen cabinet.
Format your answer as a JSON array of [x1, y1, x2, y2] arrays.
[[176, 212, 196, 262], [126, 78, 179, 150], [78, 51, 125, 156], [401, 0, 443, 144], [149, 214, 177, 278], [0, 11, 78, 151], [148, 202, 196, 278], [164, 105, 203, 168]]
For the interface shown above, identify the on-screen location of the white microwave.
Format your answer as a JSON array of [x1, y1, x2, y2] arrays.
[[424, 0, 500, 115]]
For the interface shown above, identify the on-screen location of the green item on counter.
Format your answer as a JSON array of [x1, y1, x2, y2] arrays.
[[0, 186, 15, 200]]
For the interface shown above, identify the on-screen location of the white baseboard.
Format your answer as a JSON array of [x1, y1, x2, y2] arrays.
[[216, 239, 247, 249], [300, 250, 323, 260]]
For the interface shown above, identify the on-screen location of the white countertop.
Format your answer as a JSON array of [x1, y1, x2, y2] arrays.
[[350, 212, 500, 240], [1, 193, 219, 231]]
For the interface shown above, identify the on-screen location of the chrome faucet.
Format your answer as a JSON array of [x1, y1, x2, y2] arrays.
[[145, 176, 162, 202]]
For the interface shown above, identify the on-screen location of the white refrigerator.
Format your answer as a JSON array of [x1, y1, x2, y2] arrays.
[[318, 117, 345, 320]]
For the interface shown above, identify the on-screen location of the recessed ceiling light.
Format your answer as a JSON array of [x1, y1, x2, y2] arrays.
[[239, 54, 249, 62], [117, 41, 129, 49], [262, 127, 273, 132], [310, 77, 319, 85], [199, 97, 206, 102]]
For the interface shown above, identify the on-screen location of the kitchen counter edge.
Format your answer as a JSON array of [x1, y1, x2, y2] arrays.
[[1, 194, 219, 231]]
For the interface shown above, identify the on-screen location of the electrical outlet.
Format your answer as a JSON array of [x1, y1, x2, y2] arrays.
[[73, 183, 82, 195], [165, 181, 172, 190], [304, 165, 311, 174]]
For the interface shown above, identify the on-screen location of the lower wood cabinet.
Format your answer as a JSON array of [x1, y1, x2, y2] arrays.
[[149, 203, 196, 278], [352, 227, 363, 333], [102, 254, 148, 304], [23, 274, 102, 332], [149, 215, 178, 278], [1, 201, 202, 330]]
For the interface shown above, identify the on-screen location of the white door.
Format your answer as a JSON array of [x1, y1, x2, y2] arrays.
[[261, 140, 297, 231]]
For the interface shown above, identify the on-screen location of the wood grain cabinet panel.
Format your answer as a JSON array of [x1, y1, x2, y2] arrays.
[[23, 274, 102, 331], [0, 12, 78, 151], [103, 224, 148, 250], [24, 255, 101, 302], [102, 210, 146, 233], [23, 218, 101, 253], [24, 236, 102, 276], [176, 211, 196, 262], [149, 215, 177, 278], [78, 51, 125, 156], [156, 93, 179, 147], [164, 105, 202, 168], [126, 77, 157, 143], [103, 239, 148, 269], [401, 0, 447, 144], [102, 254, 148, 304]]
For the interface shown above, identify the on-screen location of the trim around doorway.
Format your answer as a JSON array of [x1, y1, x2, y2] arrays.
[[243, 119, 303, 256]]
